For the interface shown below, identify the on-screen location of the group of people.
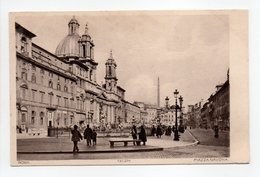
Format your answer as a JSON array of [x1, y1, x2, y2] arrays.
[[131, 125, 147, 145], [151, 125, 179, 138], [151, 125, 163, 138], [71, 124, 97, 153]]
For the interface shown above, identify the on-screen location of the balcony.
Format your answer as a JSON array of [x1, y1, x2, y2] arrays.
[[46, 104, 58, 110]]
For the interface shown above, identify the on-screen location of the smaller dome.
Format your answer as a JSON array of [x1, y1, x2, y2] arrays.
[[69, 16, 79, 25]]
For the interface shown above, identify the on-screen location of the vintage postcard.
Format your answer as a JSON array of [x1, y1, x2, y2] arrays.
[[9, 10, 249, 166]]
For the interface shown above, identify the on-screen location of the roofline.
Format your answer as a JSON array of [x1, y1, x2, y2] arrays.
[[15, 23, 36, 38]]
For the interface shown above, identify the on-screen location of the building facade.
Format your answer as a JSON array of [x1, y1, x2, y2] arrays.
[[15, 17, 140, 135], [187, 70, 230, 130], [208, 77, 230, 130], [134, 102, 158, 125]]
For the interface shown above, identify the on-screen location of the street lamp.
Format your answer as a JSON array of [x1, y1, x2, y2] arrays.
[[179, 95, 184, 133], [173, 89, 179, 141]]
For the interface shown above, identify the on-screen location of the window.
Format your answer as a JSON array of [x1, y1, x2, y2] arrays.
[[57, 83, 61, 90], [57, 96, 61, 106], [90, 46, 93, 59], [31, 111, 36, 125], [90, 70, 93, 81], [32, 65, 36, 71], [21, 68, 27, 80], [40, 92, 45, 103], [40, 112, 44, 125], [22, 113, 26, 122], [49, 94, 53, 105], [64, 114, 67, 126], [77, 99, 79, 109], [70, 98, 74, 108], [64, 85, 68, 92], [108, 66, 112, 76], [57, 113, 60, 126], [31, 90, 36, 101], [64, 98, 68, 107], [49, 80, 53, 88], [49, 72, 53, 78], [31, 73, 36, 83], [82, 44, 86, 57], [21, 37, 27, 52], [21, 88, 26, 99]]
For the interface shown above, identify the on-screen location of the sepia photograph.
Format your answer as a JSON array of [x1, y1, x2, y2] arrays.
[[9, 10, 249, 165]]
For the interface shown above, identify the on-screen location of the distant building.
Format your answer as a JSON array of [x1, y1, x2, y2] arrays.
[[208, 73, 230, 130], [134, 102, 158, 124], [15, 17, 140, 136], [186, 101, 203, 128], [159, 96, 183, 126]]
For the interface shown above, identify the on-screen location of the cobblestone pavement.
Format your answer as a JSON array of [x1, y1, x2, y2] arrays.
[[188, 128, 229, 146], [17, 130, 195, 152], [16, 129, 229, 161], [17, 145, 229, 160]]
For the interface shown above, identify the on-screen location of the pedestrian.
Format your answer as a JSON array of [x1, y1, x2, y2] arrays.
[[172, 125, 175, 133], [151, 125, 156, 136], [139, 125, 147, 145], [92, 129, 97, 146], [214, 125, 219, 138], [156, 125, 162, 138], [131, 125, 137, 145], [71, 125, 82, 153], [167, 126, 172, 136], [84, 124, 93, 146]]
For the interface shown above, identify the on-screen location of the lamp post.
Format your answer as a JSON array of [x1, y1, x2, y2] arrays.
[[179, 95, 184, 133], [173, 89, 179, 141]]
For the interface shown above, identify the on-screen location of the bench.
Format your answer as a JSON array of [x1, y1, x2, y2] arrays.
[[109, 139, 141, 147]]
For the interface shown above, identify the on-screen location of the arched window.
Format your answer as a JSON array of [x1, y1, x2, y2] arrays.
[[64, 85, 68, 92], [108, 66, 112, 76], [31, 111, 36, 125], [49, 80, 53, 88], [57, 83, 61, 90], [31, 73, 36, 83], [90, 70, 93, 81], [82, 44, 86, 57], [40, 112, 44, 125]]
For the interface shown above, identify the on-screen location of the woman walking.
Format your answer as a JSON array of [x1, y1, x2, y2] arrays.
[[71, 125, 82, 153], [139, 125, 147, 145]]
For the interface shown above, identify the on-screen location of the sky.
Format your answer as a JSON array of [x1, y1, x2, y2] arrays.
[[15, 11, 229, 110]]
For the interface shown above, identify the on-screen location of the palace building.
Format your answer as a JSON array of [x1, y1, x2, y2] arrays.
[[15, 17, 140, 135]]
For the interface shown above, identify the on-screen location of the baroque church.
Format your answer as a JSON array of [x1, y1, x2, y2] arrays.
[[15, 17, 140, 135]]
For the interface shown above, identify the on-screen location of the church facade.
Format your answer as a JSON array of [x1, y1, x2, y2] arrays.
[[15, 17, 140, 135]]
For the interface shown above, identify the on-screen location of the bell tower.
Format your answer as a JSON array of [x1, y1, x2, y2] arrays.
[[79, 23, 95, 60], [105, 50, 117, 92]]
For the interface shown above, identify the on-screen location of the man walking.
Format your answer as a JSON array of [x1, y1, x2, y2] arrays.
[[84, 124, 93, 146]]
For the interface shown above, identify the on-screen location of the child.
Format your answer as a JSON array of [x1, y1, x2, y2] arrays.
[[92, 129, 97, 146]]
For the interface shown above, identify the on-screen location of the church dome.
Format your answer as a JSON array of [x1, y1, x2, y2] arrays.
[[55, 34, 80, 58], [55, 16, 81, 58]]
